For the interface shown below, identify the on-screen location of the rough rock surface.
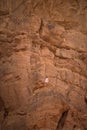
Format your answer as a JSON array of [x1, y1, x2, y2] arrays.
[[0, 0, 87, 130]]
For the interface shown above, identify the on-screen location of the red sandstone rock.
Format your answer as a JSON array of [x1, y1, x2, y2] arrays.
[[0, 0, 87, 130]]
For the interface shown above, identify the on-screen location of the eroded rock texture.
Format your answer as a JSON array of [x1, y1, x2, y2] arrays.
[[0, 0, 87, 130]]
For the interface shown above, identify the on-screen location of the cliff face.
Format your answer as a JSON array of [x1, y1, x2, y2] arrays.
[[0, 0, 87, 130]]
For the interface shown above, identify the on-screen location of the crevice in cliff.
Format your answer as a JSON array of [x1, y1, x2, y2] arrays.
[[85, 91, 87, 104], [0, 96, 8, 119], [38, 18, 43, 37], [4, 108, 9, 119], [56, 110, 68, 130]]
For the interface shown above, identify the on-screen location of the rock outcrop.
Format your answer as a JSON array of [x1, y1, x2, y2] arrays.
[[0, 0, 87, 130]]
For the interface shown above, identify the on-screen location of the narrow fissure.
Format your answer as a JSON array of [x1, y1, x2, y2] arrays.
[[56, 110, 68, 130]]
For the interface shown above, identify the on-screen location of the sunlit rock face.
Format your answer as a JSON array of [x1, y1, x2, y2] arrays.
[[0, 0, 87, 130]]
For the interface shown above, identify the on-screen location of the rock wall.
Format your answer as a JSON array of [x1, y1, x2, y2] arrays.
[[0, 0, 87, 130]]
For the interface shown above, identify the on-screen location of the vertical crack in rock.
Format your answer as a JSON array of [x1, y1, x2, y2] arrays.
[[4, 108, 9, 119], [39, 18, 44, 36], [56, 110, 68, 130], [85, 91, 87, 104]]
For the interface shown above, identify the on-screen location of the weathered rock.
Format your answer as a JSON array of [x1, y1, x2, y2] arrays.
[[26, 89, 69, 130], [0, 0, 87, 130]]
